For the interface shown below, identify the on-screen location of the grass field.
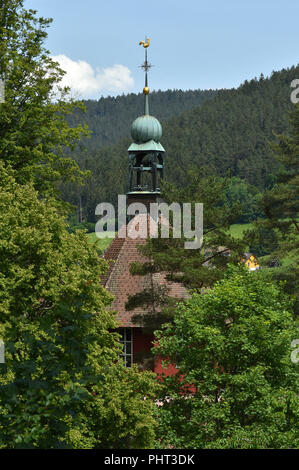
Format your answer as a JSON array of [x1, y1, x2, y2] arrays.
[[87, 231, 115, 253], [228, 222, 253, 239]]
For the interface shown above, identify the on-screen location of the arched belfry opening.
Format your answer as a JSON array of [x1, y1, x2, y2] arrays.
[[128, 149, 164, 193]]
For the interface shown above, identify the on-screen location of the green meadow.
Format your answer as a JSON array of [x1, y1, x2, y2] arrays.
[[87, 231, 116, 252], [228, 222, 253, 239]]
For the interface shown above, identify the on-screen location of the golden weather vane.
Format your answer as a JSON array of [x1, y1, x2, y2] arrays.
[[139, 37, 152, 97], [139, 37, 150, 48]]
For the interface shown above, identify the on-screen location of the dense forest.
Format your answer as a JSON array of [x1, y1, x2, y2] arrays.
[[69, 88, 217, 150], [62, 64, 299, 223]]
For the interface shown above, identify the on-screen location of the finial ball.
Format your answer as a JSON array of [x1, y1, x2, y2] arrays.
[[143, 86, 150, 95]]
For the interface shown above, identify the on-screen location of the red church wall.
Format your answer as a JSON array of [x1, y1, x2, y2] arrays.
[[114, 326, 196, 393], [132, 328, 154, 359], [155, 354, 196, 394], [154, 355, 179, 378], [133, 328, 196, 394], [132, 328, 180, 378]]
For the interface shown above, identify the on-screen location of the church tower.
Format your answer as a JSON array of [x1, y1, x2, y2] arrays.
[[102, 39, 186, 371], [127, 38, 165, 210]]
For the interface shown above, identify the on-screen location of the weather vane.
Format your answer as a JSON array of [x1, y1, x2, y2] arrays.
[[139, 37, 152, 95]]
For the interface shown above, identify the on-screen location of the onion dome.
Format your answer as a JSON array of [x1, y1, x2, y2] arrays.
[[131, 114, 162, 143]]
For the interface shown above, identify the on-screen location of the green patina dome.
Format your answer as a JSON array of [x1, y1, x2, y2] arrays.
[[131, 114, 162, 144]]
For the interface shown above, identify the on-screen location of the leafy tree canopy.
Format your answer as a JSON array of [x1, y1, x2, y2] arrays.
[[0, 162, 157, 449], [0, 0, 89, 200], [154, 265, 299, 449]]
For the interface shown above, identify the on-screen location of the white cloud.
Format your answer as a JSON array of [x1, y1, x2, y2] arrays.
[[51, 54, 134, 99]]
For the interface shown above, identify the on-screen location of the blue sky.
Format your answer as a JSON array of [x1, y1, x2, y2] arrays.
[[24, 0, 299, 99]]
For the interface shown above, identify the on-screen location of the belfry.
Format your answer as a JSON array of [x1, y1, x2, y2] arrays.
[[128, 39, 165, 196], [127, 39, 165, 214]]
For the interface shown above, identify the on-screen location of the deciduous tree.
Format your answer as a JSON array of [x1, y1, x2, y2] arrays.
[[154, 265, 298, 449], [0, 164, 157, 448], [0, 0, 89, 200]]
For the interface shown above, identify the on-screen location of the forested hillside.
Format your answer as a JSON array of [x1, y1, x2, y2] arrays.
[[62, 65, 299, 222], [69, 88, 217, 150]]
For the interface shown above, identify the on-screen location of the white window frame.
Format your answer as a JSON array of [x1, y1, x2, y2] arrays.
[[119, 327, 133, 367]]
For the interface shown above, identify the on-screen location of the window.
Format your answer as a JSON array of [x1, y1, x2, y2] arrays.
[[119, 328, 133, 367]]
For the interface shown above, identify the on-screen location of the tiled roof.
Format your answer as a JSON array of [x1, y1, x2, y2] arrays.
[[102, 213, 186, 327]]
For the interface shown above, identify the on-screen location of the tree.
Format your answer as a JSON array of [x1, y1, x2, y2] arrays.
[[154, 265, 299, 449], [246, 103, 299, 315], [0, 0, 89, 200], [0, 1, 158, 449], [126, 170, 246, 330], [0, 164, 158, 448], [221, 177, 264, 223], [248, 225, 278, 257]]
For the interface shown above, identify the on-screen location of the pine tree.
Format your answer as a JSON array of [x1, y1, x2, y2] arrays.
[[246, 104, 299, 315], [126, 170, 246, 330]]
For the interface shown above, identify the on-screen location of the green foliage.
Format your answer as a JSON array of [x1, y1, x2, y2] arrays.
[[248, 225, 279, 257], [228, 222, 253, 240], [245, 104, 299, 314], [154, 265, 299, 448], [68, 221, 96, 234], [0, 0, 89, 200], [126, 170, 247, 329], [0, 164, 157, 449], [0, 1, 158, 449], [221, 177, 264, 223]]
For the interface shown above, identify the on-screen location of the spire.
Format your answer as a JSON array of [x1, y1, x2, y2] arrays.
[[139, 37, 151, 115], [128, 38, 165, 194]]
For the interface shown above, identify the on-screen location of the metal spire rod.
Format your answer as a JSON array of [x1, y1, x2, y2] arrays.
[[139, 37, 152, 115], [144, 48, 148, 88]]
